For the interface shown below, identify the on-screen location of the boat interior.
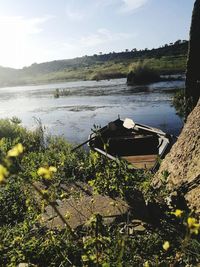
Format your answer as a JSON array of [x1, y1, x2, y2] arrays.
[[90, 119, 164, 169]]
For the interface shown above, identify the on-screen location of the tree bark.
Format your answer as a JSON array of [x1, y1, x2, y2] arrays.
[[185, 0, 200, 115]]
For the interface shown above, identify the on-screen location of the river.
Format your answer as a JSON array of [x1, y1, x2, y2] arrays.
[[0, 78, 184, 144]]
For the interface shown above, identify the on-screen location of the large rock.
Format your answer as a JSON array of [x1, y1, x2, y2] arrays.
[[41, 182, 129, 229], [152, 100, 200, 214]]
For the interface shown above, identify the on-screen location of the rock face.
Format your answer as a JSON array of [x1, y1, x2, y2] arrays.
[[153, 100, 200, 214], [41, 182, 129, 229]]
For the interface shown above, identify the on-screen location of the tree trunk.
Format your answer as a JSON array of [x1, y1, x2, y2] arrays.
[[185, 0, 200, 115]]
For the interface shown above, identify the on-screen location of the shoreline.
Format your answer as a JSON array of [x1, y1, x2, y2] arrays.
[[0, 73, 185, 89]]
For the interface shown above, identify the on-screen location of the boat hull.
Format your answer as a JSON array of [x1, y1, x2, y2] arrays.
[[88, 118, 173, 170]]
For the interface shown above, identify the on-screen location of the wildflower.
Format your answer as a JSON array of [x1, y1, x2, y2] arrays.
[[90, 198, 95, 204], [163, 241, 170, 251], [7, 143, 24, 157], [60, 192, 68, 199], [190, 228, 199, 235], [171, 209, 183, 218], [82, 255, 89, 262], [65, 211, 71, 220], [0, 165, 9, 183], [37, 166, 57, 179], [49, 166, 57, 173], [187, 217, 197, 228], [187, 217, 200, 235], [143, 261, 150, 267]]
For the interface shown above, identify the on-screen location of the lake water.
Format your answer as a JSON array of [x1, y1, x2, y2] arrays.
[[0, 78, 184, 144]]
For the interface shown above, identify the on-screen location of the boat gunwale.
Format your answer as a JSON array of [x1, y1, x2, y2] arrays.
[[88, 118, 172, 170]]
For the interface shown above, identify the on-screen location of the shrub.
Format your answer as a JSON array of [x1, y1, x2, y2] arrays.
[[0, 179, 27, 226], [172, 89, 186, 118], [91, 71, 126, 81], [0, 118, 45, 152], [127, 63, 160, 85]]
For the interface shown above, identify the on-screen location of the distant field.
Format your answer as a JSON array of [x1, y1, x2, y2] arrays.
[[0, 41, 188, 86], [24, 55, 186, 84]]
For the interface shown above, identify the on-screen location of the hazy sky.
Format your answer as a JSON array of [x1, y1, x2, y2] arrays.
[[0, 0, 194, 69]]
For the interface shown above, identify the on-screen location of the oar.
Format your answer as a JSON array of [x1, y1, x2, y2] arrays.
[[71, 135, 96, 152], [71, 120, 118, 152], [123, 118, 166, 136]]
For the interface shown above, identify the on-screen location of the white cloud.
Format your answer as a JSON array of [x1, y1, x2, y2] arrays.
[[94, 0, 118, 8], [64, 0, 148, 22], [56, 28, 136, 60], [94, 0, 148, 13], [65, 1, 86, 22], [65, 7, 85, 22], [65, 28, 133, 48], [65, 0, 116, 21], [120, 0, 148, 12]]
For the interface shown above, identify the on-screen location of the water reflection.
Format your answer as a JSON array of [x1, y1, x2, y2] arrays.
[[0, 78, 184, 143]]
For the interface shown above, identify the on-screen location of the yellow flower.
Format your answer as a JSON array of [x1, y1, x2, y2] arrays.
[[193, 223, 200, 229], [49, 166, 57, 173], [190, 228, 199, 235], [110, 201, 115, 206], [90, 198, 95, 204], [163, 241, 170, 251], [187, 217, 197, 228], [81, 255, 89, 262], [37, 166, 57, 179], [187, 217, 200, 235], [143, 261, 150, 267], [7, 143, 24, 157], [171, 209, 183, 218], [65, 211, 71, 220], [60, 192, 68, 199], [0, 165, 9, 183], [37, 167, 49, 178]]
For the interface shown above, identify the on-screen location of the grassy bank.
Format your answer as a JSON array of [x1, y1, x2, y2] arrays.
[[16, 55, 188, 85], [0, 41, 188, 87], [0, 118, 199, 266]]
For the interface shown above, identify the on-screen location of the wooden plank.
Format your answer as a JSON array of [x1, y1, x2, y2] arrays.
[[130, 162, 156, 169], [122, 154, 158, 162], [122, 154, 158, 169]]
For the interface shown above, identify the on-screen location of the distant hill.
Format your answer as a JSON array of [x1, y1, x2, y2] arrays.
[[0, 40, 188, 87]]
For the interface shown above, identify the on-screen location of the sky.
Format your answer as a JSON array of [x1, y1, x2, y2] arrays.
[[0, 0, 195, 69]]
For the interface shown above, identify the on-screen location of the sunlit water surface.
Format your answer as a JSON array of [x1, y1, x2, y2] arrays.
[[0, 78, 184, 144]]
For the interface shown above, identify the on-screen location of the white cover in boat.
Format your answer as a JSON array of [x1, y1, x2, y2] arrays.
[[123, 118, 136, 129]]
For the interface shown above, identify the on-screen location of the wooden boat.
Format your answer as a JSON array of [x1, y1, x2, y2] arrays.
[[88, 118, 174, 170]]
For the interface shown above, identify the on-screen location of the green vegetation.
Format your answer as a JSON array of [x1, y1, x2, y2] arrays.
[[172, 89, 186, 118], [127, 63, 160, 85], [0, 118, 199, 266], [172, 89, 196, 120], [0, 40, 188, 87], [54, 88, 70, 98]]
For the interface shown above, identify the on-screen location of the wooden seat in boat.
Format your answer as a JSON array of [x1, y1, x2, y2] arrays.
[[122, 154, 158, 169]]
